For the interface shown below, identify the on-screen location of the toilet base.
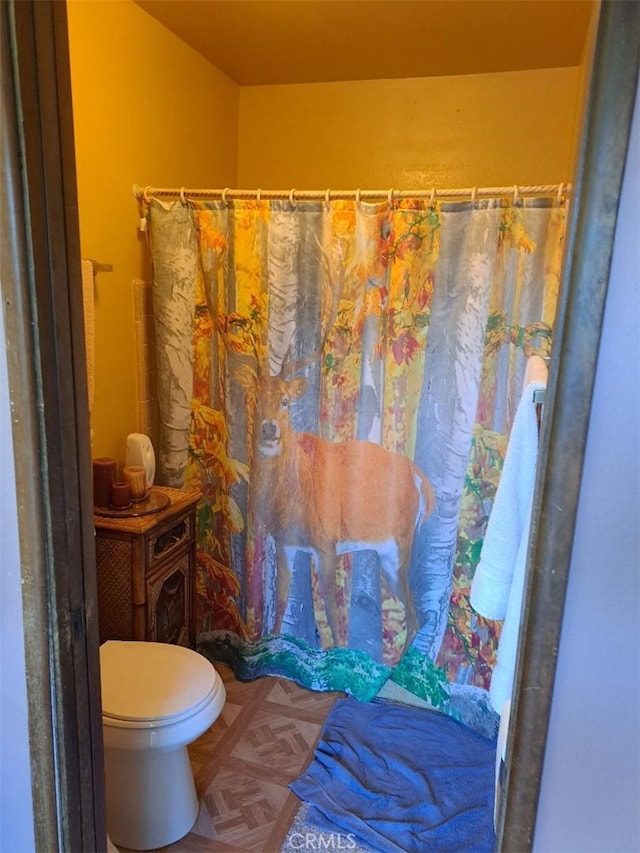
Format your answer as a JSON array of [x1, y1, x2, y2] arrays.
[[105, 743, 198, 850]]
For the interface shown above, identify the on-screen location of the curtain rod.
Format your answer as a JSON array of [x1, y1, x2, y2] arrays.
[[133, 183, 569, 204]]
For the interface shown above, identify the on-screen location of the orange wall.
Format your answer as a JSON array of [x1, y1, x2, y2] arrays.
[[567, 1, 601, 184], [238, 68, 581, 189], [66, 0, 239, 466]]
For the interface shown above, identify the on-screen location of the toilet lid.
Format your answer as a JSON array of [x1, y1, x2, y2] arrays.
[[100, 641, 219, 722]]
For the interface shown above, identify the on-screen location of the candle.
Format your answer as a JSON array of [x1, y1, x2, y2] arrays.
[[110, 481, 131, 508], [123, 466, 147, 502], [93, 457, 117, 507]]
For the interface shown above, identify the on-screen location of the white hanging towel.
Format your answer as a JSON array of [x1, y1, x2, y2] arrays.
[[81, 259, 96, 418], [470, 355, 548, 713]]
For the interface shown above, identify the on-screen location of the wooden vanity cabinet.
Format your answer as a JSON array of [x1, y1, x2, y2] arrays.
[[94, 486, 201, 647]]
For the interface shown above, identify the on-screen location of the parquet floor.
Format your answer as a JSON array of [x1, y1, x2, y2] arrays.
[[115, 664, 343, 853]]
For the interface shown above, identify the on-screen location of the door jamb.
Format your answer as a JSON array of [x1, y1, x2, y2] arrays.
[[2, 1, 106, 849], [498, 2, 639, 849]]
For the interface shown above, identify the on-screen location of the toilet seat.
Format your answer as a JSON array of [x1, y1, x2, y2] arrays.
[[102, 685, 218, 729], [100, 640, 221, 727]]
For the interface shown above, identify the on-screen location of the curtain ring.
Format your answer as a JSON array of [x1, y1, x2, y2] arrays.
[[222, 187, 230, 204], [556, 182, 565, 204], [471, 186, 477, 204], [143, 185, 151, 202], [289, 188, 296, 207], [179, 187, 186, 204], [257, 188, 262, 202], [325, 188, 331, 206], [429, 187, 436, 206], [388, 188, 394, 207], [356, 188, 361, 205], [513, 185, 519, 204]]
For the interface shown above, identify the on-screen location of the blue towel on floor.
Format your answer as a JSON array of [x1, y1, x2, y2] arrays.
[[291, 698, 496, 853]]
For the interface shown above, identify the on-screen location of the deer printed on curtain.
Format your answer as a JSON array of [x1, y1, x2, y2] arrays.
[[247, 369, 436, 649], [146, 194, 566, 705]]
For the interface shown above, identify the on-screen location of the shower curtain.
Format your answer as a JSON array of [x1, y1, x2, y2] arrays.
[[145, 193, 566, 708]]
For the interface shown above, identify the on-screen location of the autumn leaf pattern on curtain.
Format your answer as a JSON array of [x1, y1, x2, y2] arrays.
[[147, 195, 566, 707]]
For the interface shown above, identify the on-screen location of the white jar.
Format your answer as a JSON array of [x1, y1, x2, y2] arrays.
[[125, 433, 156, 487]]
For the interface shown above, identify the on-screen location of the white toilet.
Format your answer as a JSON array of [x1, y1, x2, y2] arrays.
[[100, 640, 226, 851]]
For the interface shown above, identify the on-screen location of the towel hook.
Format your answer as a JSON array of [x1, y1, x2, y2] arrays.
[[87, 258, 113, 274]]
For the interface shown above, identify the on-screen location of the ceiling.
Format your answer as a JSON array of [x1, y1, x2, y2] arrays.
[[134, 0, 595, 87]]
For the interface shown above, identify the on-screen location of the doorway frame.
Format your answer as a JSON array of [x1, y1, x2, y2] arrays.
[[2, 1, 105, 850], [498, 2, 638, 849], [2, 1, 637, 850]]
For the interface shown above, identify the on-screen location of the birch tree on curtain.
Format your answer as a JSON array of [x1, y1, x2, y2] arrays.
[[147, 194, 566, 707]]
